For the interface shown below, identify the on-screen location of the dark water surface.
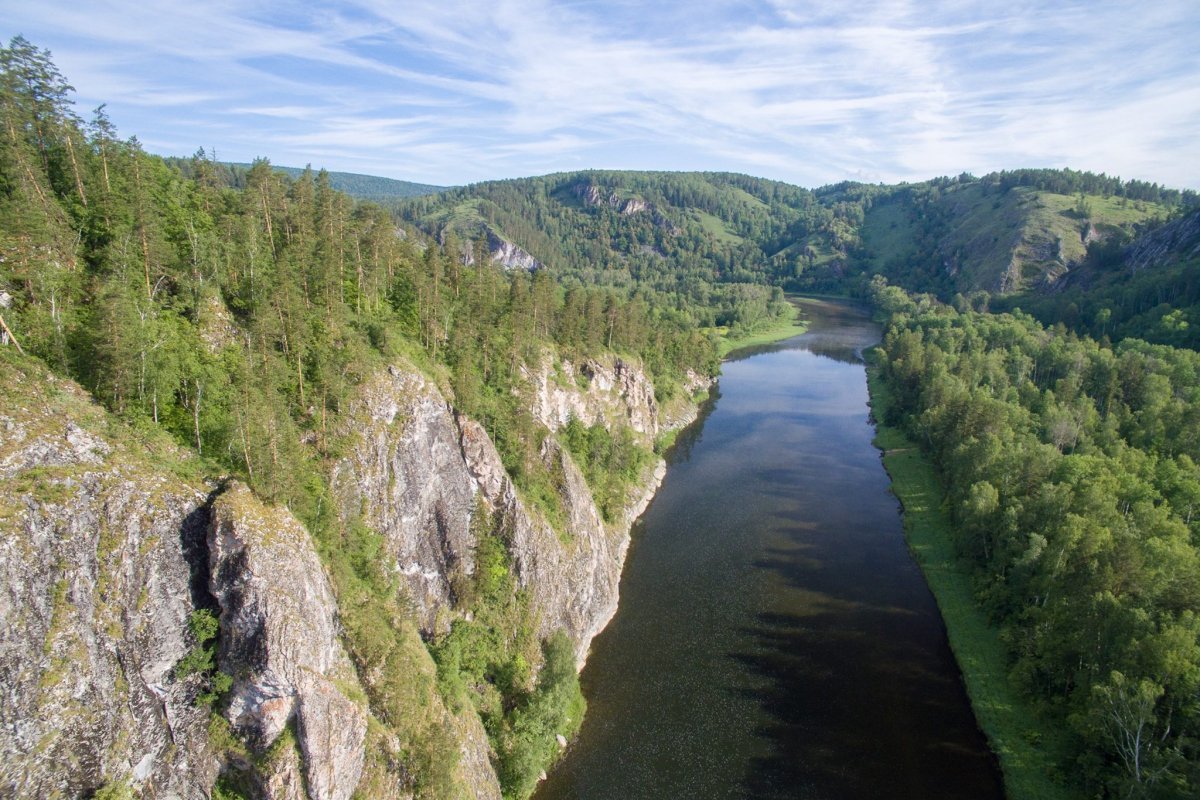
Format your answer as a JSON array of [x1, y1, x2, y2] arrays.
[[535, 298, 1003, 800]]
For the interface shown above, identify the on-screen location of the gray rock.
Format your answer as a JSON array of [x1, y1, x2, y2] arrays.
[[261, 739, 307, 800], [332, 368, 479, 634], [0, 365, 216, 798], [1125, 207, 1200, 273], [208, 482, 367, 800], [524, 354, 660, 439]]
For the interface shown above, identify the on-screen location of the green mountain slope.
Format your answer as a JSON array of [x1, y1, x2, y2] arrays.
[[163, 156, 448, 199], [858, 177, 1177, 295], [396, 170, 832, 331], [997, 206, 1200, 347], [399, 170, 832, 285], [397, 169, 1194, 303]]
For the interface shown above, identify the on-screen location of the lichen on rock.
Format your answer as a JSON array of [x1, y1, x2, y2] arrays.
[[208, 481, 368, 800]]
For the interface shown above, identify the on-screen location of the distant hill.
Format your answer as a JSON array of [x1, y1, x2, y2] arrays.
[[161, 156, 448, 200], [394, 170, 860, 296], [859, 177, 1175, 295], [228, 162, 448, 200], [394, 168, 1195, 298], [996, 206, 1200, 348]]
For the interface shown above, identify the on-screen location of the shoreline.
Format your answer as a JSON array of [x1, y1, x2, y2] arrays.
[[715, 298, 810, 358], [864, 357, 1078, 800]]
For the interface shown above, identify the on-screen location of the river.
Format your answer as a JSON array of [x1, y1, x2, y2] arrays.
[[535, 298, 1004, 800]]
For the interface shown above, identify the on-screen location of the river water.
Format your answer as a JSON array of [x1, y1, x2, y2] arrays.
[[535, 298, 1003, 800]]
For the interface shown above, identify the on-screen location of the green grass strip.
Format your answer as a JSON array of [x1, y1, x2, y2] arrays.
[[715, 306, 808, 357], [866, 363, 1079, 800]]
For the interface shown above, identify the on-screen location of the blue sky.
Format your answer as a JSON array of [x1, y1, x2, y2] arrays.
[[3, 0, 1199, 188]]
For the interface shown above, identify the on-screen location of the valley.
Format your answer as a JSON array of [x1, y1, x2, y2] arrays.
[[2, 33, 1200, 800]]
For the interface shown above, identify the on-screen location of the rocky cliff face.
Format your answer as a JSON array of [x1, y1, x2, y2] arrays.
[[331, 366, 480, 634], [524, 355, 660, 440], [575, 182, 648, 217], [333, 354, 685, 663], [0, 357, 216, 799], [3, 355, 405, 800], [458, 418, 664, 661], [208, 482, 368, 800], [2, 343, 705, 798], [487, 229, 542, 271], [1125, 207, 1200, 273]]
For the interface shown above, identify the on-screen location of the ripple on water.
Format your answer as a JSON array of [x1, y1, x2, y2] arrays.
[[536, 299, 1003, 800]]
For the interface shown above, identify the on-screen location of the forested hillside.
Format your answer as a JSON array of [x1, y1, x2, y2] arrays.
[[397, 168, 1196, 311], [397, 171, 836, 333], [0, 37, 716, 800], [871, 280, 1200, 798], [162, 157, 448, 200], [0, 36, 713, 511], [858, 171, 1187, 295]]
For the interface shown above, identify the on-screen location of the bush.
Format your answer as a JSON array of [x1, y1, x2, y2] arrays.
[[561, 417, 652, 521], [497, 631, 586, 799], [175, 608, 232, 707]]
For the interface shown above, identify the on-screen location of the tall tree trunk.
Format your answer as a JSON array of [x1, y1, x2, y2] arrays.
[[0, 313, 26, 354], [193, 380, 203, 455], [64, 133, 87, 206]]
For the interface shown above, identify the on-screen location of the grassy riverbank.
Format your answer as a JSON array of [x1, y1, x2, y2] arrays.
[[714, 302, 808, 357], [866, 360, 1079, 800]]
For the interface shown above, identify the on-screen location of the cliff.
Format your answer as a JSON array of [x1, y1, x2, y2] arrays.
[[0, 343, 707, 798], [332, 353, 691, 662], [0, 354, 216, 798], [1124, 207, 1200, 273], [207, 483, 368, 800], [523, 355, 660, 439]]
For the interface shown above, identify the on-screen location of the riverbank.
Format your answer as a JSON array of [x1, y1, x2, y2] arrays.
[[714, 301, 808, 357], [865, 359, 1079, 800], [540, 299, 1002, 800]]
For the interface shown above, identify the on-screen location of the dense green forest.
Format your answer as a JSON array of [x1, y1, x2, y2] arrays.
[[398, 167, 1197, 307], [162, 156, 448, 200], [871, 279, 1200, 798], [397, 171, 822, 332], [0, 36, 716, 799], [6, 29, 1200, 800]]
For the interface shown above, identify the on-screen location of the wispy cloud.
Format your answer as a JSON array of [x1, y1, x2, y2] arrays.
[[2, 0, 1197, 187]]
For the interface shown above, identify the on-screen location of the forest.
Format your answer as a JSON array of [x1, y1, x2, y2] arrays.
[[6, 28, 1200, 800], [871, 278, 1200, 798], [0, 36, 718, 799]]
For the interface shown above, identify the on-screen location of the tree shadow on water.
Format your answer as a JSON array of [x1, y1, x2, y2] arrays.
[[730, 548, 1004, 800]]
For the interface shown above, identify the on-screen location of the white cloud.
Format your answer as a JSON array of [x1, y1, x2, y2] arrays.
[[2, 0, 1197, 187]]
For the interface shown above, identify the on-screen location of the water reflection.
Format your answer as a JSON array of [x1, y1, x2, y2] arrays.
[[535, 298, 1002, 800]]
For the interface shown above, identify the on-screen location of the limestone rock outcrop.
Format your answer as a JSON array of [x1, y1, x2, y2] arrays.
[[332, 367, 479, 633], [1125, 207, 1200, 273], [0, 359, 216, 799], [1, 344, 707, 799], [208, 482, 368, 800], [335, 356, 682, 665], [525, 355, 660, 439]]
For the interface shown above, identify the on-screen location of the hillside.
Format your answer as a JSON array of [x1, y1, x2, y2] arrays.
[[996, 206, 1200, 347], [162, 156, 448, 199], [397, 169, 1194, 304], [232, 163, 448, 200], [859, 176, 1178, 296], [397, 170, 820, 332]]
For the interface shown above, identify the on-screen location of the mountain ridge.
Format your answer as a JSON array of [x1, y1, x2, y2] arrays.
[[395, 167, 1196, 299]]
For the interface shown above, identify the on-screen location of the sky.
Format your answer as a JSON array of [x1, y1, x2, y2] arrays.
[[3, 0, 1199, 189]]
